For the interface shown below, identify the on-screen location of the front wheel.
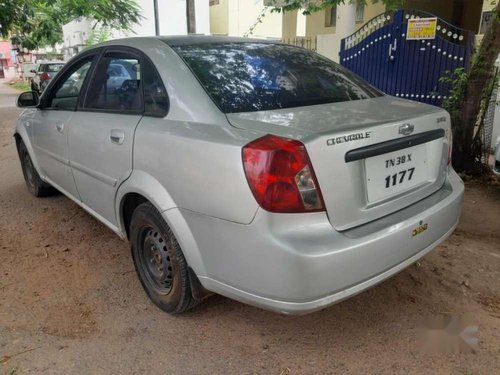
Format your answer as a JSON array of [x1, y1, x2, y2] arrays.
[[130, 202, 199, 314], [18, 140, 54, 197]]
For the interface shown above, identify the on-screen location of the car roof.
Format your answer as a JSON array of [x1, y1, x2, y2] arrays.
[[96, 35, 280, 49], [158, 35, 279, 46]]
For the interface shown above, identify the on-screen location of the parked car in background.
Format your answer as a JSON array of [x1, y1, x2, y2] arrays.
[[30, 61, 65, 94], [15, 36, 464, 315]]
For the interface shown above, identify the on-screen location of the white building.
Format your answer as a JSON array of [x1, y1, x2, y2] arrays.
[[62, 0, 209, 60], [62, 18, 93, 59]]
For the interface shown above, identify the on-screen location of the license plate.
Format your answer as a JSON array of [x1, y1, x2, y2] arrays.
[[365, 144, 428, 202]]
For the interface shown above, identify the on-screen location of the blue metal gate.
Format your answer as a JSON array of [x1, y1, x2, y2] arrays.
[[339, 9, 474, 107]]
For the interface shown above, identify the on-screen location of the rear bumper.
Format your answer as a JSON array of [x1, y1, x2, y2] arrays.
[[177, 169, 464, 315]]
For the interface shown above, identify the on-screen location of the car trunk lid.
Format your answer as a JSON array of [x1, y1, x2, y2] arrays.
[[227, 96, 451, 231]]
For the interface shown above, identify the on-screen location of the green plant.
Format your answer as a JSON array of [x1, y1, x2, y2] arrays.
[[438, 67, 469, 129], [244, 6, 269, 37], [439, 64, 499, 173], [9, 82, 31, 92], [84, 28, 111, 47]]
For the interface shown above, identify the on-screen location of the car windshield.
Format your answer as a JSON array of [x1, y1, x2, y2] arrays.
[[172, 43, 382, 113]]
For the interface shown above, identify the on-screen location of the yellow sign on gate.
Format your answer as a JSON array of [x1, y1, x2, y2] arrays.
[[407, 17, 438, 40]]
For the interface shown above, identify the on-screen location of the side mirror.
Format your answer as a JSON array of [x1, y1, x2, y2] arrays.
[[17, 91, 40, 108], [30, 69, 37, 73]]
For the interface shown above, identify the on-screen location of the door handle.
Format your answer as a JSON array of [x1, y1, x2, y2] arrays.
[[110, 129, 125, 145], [55, 122, 64, 133], [388, 38, 397, 61]]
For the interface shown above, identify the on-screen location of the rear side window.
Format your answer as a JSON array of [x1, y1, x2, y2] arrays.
[[143, 58, 169, 117], [172, 43, 382, 113], [84, 51, 143, 113]]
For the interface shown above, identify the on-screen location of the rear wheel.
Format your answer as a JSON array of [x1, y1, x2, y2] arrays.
[[130, 202, 198, 314], [18, 140, 54, 197]]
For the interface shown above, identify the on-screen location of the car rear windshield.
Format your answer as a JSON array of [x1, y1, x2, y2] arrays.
[[172, 43, 382, 113]]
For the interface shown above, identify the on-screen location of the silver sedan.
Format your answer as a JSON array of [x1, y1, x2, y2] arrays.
[[15, 36, 464, 315]]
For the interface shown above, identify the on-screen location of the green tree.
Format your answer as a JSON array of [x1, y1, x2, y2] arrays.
[[453, 1, 500, 172], [0, 0, 142, 50], [270, 0, 500, 173]]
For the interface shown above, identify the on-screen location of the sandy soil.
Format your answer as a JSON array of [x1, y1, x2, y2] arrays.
[[0, 85, 499, 374]]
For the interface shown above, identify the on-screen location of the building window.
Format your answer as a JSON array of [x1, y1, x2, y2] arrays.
[[480, 11, 493, 34], [325, 7, 337, 28], [356, 1, 365, 22], [209, 0, 219, 5]]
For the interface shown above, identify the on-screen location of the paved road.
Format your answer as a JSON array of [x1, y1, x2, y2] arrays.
[[0, 81, 20, 108], [0, 82, 499, 374]]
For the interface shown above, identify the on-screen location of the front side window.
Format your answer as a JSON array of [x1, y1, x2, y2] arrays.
[[47, 57, 94, 110], [172, 43, 381, 113], [84, 51, 142, 112]]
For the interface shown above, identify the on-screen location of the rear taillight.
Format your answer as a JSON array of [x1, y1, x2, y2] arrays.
[[40, 72, 51, 81], [242, 134, 325, 213]]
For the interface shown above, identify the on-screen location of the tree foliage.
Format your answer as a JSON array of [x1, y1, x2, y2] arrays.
[[268, 0, 405, 14], [0, 0, 142, 49]]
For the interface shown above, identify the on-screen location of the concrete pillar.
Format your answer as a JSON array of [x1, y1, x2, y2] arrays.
[[296, 10, 306, 37], [317, 2, 357, 63], [336, 2, 357, 40]]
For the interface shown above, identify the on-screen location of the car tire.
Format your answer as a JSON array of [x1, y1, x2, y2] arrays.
[[130, 202, 199, 314], [18, 140, 55, 197]]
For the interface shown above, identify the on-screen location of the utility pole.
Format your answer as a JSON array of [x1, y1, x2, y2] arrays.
[[153, 0, 160, 36], [186, 0, 196, 34]]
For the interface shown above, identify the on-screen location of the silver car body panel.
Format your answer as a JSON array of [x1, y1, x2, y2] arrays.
[[15, 36, 464, 314], [69, 112, 142, 226], [31, 109, 81, 199], [174, 169, 463, 314]]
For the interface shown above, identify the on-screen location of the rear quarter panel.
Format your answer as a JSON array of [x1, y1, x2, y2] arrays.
[[115, 38, 260, 224], [132, 117, 259, 224]]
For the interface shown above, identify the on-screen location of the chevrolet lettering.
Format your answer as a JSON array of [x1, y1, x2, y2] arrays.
[[327, 131, 372, 146]]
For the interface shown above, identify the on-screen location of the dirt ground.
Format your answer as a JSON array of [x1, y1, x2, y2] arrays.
[[0, 84, 499, 374]]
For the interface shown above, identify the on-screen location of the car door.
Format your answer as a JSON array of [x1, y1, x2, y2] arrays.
[[68, 48, 144, 228], [32, 53, 98, 199]]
